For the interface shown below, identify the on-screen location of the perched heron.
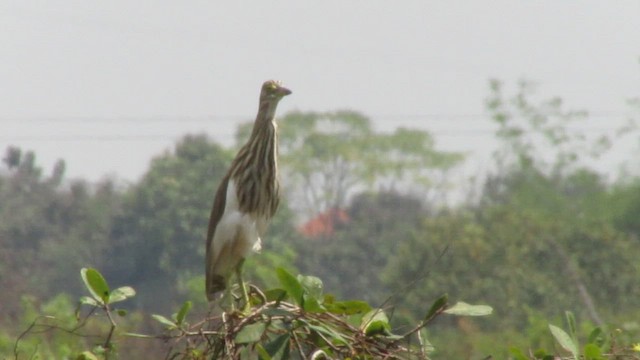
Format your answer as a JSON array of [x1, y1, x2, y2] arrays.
[[205, 80, 291, 307]]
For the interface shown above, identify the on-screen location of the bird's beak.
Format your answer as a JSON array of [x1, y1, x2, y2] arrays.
[[278, 86, 292, 97]]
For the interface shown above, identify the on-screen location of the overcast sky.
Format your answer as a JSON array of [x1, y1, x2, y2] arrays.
[[1, 1, 638, 182]]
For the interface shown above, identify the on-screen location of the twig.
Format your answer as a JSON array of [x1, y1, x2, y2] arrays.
[[14, 315, 47, 359], [222, 312, 235, 358], [103, 303, 117, 358], [291, 329, 306, 358], [14, 312, 104, 360], [416, 328, 426, 359], [380, 243, 450, 311], [399, 303, 447, 340]]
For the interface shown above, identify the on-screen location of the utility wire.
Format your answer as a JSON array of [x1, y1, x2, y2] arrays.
[[0, 127, 630, 142], [0, 111, 632, 123], [1, 112, 634, 142]]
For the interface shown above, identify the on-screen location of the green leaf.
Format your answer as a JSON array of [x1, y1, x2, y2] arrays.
[[264, 288, 287, 303], [176, 300, 192, 326], [323, 294, 335, 304], [325, 300, 372, 315], [310, 349, 331, 359], [75, 351, 99, 360], [256, 344, 272, 360], [79, 296, 98, 307], [508, 347, 529, 360], [549, 324, 579, 359], [305, 322, 349, 346], [587, 327, 604, 346], [109, 286, 136, 304], [419, 329, 435, 354], [123, 332, 155, 338], [261, 308, 294, 318], [298, 275, 323, 299], [81, 268, 110, 304], [533, 348, 550, 358], [444, 301, 493, 316], [424, 294, 448, 321], [565, 311, 578, 342], [584, 343, 603, 360], [262, 333, 290, 359], [152, 314, 177, 329], [302, 294, 325, 312], [276, 268, 304, 306], [92, 346, 106, 355], [235, 322, 266, 344], [361, 310, 391, 336], [268, 319, 290, 333], [116, 309, 127, 317]]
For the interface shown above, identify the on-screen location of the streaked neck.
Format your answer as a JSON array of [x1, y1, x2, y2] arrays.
[[246, 100, 277, 143]]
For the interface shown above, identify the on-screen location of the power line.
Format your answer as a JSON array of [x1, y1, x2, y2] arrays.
[[0, 135, 184, 142], [0, 116, 249, 123], [0, 127, 631, 142], [1, 112, 634, 142], [0, 111, 632, 123]]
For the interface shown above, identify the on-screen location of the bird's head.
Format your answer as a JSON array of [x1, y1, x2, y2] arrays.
[[260, 80, 292, 103]]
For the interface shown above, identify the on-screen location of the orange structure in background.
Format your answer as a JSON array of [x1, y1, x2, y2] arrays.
[[299, 208, 350, 238]]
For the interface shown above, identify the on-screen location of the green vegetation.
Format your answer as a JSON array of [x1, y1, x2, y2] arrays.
[[17, 267, 489, 358], [2, 80, 640, 358]]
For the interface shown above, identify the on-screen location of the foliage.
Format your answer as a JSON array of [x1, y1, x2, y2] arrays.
[[15, 267, 493, 359], [510, 311, 640, 360], [11, 293, 120, 359], [477, 80, 640, 324], [0, 147, 119, 324], [104, 134, 231, 311], [485, 79, 617, 177], [293, 190, 426, 304]]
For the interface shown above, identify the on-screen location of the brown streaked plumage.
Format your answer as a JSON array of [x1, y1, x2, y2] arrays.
[[205, 80, 291, 302]]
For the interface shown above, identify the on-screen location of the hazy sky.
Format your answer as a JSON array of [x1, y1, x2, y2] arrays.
[[1, 1, 638, 182]]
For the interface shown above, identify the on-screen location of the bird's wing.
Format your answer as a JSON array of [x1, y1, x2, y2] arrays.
[[207, 174, 229, 245], [205, 173, 230, 298]]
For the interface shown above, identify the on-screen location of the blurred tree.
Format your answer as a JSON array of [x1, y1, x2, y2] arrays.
[[381, 81, 640, 342], [106, 135, 231, 310], [236, 110, 464, 218], [485, 79, 609, 178], [609, 97, 640, 238], [0, 147, 117, 323], [293, 190, 425, 304]]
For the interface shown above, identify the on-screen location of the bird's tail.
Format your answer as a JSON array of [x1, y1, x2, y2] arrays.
[[205, 232, 232, 301], [205, 242, 229, 301], [205, 273, 226, 301]]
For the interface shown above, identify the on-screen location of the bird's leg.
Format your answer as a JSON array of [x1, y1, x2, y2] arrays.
[[235, 258, 251, 312], [223, 286, 235, 312]]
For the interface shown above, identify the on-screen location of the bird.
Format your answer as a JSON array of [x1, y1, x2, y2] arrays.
[[205, 80, 291, 307]]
